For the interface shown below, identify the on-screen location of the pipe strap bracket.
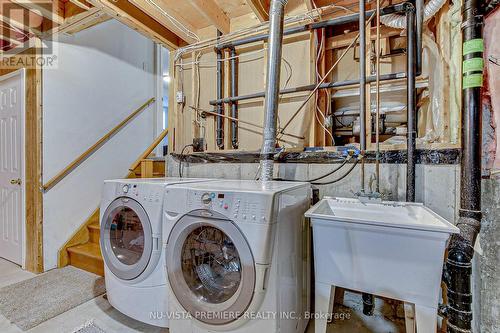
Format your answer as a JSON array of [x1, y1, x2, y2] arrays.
[[458, 209, 482, 220]]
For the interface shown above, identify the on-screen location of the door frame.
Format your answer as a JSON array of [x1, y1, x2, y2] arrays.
[[0, 45, 44, 274], [0, 68, 26, 268]]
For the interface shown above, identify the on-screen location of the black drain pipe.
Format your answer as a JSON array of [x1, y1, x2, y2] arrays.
[[443, 0, 483, 332], [406, 3, 417, 202], [215, 30, 225, 149], [229, 47, 239, 149]]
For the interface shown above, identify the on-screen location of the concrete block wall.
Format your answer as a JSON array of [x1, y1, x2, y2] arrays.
[[167, 156, 460, 223], [166, 156, 500, 332]]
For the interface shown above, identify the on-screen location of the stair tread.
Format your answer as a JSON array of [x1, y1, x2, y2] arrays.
[[67, 243, 102, 260]]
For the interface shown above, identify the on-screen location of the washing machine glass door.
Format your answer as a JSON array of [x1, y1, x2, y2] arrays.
[[101, 197, 153, 280], [167, 212, 255, 325]]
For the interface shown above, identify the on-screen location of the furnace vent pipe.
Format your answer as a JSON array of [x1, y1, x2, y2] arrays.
[[260, 0, 287, 182], [381, 0, 429, 74], [381, 0, 446, 28]]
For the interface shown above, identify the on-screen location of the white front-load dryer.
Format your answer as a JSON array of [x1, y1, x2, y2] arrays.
[[99, 177, 211, 327], [163, 180, 311, 333]]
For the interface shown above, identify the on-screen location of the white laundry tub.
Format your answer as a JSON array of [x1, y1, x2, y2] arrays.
[[305, 197, 459, 333]]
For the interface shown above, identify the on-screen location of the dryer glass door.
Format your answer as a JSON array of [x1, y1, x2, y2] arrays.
[[101, 197, 153, 280], [167, 213, 255, 325]]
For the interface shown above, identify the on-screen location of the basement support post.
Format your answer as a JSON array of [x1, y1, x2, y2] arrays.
[[443, 0, 484, 332], [259, 0, 287, 181]]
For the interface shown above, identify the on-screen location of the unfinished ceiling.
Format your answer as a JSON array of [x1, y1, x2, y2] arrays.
[[0, 1, 407, 55], [0, 0, 110, 54]]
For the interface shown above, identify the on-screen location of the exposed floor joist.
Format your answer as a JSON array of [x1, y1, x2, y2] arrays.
[[42, 7, 109, 38], [0, 11, 42, 36], [87, 0, 182, 49], [68, 0, 92, 11], [305, 0, 315, 11], [189, 0, 230, 34], [128, 0, 198, 44], [0, 33, 22, 46], [11, 0, 65, 25], [245, 0, 270, 22]]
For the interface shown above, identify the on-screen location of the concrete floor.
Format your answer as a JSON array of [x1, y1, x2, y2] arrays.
[[0, 259, 405, 333]]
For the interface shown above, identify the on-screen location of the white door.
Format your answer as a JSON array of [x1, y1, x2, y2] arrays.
[[0, 70, 24, 265]]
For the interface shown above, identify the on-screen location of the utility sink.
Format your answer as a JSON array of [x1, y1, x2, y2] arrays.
[[305, 197, 459, 333]]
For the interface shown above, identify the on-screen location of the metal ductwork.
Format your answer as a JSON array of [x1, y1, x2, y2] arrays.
[[443, 0, 484, 332], [380, 0, 446, 29], [259, 0, 287, 182]]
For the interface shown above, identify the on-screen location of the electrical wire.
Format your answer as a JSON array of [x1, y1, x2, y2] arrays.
[[178, 144, 193, 178], [144, 0, 199, 42], [275, 156, 351, 182], [279, 12, 377, 135], [173, 3, 359, 62], [276, 57, 293, 142], [314, 28, 335, 144], [311, 157, 360, 185]]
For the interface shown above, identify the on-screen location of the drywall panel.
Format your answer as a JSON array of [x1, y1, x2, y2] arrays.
[[42, 20, 155, 270]]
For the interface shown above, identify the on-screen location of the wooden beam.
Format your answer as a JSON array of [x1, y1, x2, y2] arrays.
[[42, 7, 107, 37], [305, 0, 315, 11], [0, 9, 43, 36], [87, 0, 181, 49], [189, 0, 230, 34], [326, 26, 402, 50], [68, 0, 92, 11], [128, 0, 198, 44], [11, 0, 65, 25], [245, 0, 269, 22], [0, 33, 23, 46]]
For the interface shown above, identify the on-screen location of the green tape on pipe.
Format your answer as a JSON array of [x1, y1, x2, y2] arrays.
[[463, 74, 483, 89], [463, 39, 484, 55], [463, 58, 484, 73]]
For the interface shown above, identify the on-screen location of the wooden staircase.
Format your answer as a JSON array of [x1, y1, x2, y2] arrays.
[[59, 158, 166, 276]]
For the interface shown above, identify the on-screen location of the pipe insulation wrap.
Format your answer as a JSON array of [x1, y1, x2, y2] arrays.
[[259, 0, 287, 182], [381, 0, 447, 28]]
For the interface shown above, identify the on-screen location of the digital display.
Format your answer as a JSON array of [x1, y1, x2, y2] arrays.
[[218, 193, 225, 199]]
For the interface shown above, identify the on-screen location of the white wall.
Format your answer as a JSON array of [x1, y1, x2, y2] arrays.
[[42, 20, 157, 270]]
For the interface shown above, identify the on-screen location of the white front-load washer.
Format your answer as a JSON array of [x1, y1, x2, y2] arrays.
[[99, 177, 211, 327], [163, 180, 311, 333]]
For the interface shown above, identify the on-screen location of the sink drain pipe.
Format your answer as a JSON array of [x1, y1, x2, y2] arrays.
[[442, 0, 483, 332], [229, 47, 239, 149], [216, 30, 225, 149], [260, 0, 287, 182]]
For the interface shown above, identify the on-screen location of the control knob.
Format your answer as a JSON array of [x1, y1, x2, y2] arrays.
[[201, 193, 212, 205]]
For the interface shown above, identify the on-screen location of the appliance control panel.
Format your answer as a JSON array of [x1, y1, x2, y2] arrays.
[[115, 183, 162, 203], [187, 190, 273, 224]]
